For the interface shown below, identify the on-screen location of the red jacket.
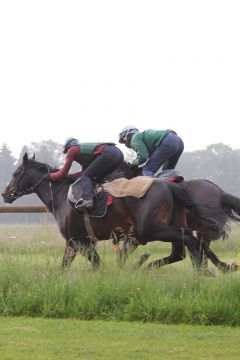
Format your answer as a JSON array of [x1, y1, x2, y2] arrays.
[[49, 145, 107, 181]]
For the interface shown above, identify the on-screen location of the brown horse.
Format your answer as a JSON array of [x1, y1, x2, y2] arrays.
[[115, 165, 240, 271], [1, 153, 220, 270]]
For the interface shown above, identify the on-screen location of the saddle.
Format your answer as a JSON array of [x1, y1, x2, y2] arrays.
[[68, 178, 112, 218], [67, 170, 184, 217], [155, 169, 184, 183]]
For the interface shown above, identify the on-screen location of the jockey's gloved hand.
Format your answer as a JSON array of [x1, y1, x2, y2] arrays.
[[67, 174, 77, 183], [67, 174, 76, 180], [43, 173, 51, 181], [128, 163, 140, 176]]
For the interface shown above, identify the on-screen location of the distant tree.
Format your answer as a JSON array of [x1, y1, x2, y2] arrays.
[[0, 143, 16, 202], [28, 140, 63, 168], [1, 140, 240, 223], [17, 145, 31, 165], [0, 142, 59, 223], [179, 143, 240, 195]]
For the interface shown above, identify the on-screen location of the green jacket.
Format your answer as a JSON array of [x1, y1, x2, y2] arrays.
[[131, 129, 173, 165], [79, 142, 106, 155]]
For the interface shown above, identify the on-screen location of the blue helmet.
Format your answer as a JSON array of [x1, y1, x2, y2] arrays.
[[118, 125, 139, 144], [63, 137, 80, 154]]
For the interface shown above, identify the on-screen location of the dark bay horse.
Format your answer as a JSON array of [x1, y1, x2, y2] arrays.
[[2, 153, 220, 270], [116, 164, 240, 271], [182, 179, 240, 269]]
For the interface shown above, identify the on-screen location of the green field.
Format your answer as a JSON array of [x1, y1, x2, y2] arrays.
[[1, 317, 240, 360], [1, 224, 240, 359]]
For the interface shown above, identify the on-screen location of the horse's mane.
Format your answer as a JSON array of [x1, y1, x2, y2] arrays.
[[24, 157, 135, 184], [25, 158, 71, 183], [25, 158, 53, 172]]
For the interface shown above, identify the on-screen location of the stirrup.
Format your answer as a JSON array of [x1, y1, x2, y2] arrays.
[[75, 198, 93, 210], [75, 198, 84, 209]]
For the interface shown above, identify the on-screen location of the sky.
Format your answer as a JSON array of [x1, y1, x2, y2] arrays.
[[0, 0, 240, 158]]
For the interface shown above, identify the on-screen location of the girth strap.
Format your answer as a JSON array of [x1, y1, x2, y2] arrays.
[[83, 210, 99, 245]]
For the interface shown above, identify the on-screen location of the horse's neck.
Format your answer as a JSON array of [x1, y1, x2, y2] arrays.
[[35, 180, 69, 214]]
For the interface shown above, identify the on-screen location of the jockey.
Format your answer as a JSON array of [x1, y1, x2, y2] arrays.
[[118, 126, 184, 176], [44, 137, 124, 209]]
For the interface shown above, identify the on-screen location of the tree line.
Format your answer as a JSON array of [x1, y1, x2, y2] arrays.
[[0, 141, 240, 223]]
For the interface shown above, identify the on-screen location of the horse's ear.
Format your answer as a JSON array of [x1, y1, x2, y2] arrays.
[[23, 153, 28, 164], [32, 153, 35, 160]]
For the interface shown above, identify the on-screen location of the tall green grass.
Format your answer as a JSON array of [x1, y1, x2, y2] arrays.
[[1, 224, 240, 325]]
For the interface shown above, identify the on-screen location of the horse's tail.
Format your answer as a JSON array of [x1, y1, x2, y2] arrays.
[[166, 182, 223, 233], [221, 192, 240, 223]]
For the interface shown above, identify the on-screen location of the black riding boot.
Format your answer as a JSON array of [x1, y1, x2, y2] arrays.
[[75, 175, 94, 209]]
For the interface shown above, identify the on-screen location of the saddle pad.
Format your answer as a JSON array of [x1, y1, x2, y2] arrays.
[[102, 176, 157, 198], [68, 191, 111, 218], [68, 179, 111, 218]]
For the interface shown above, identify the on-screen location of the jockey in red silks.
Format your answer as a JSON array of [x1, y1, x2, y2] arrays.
[[45, 137, 124, 209]]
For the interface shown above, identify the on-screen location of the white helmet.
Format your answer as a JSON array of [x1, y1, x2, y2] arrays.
[[118, 125, 139, 143]]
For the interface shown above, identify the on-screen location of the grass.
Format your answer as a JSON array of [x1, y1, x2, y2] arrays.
[[1, 224, 240, 325], [1, 317, 240, 360], [1, 224, 240, 359]]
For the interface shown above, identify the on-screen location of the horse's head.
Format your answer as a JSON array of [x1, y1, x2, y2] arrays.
[[2, 153, 50, 203]]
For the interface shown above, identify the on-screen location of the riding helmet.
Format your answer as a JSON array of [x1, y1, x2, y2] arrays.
[[118, 125, 139, 144], [63, 137, 80, 154]]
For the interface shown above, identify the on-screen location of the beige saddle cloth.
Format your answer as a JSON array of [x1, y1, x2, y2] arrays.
[[101, 176, 157, 198]]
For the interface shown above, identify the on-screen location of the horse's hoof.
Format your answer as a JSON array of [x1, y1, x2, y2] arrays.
[[200, 268, 218, 277], [139, 253, 151, 266], [219, 262, 240, 273], [230, 262, 240, 272]]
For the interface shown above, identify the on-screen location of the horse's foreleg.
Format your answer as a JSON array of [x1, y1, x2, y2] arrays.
[[122, 233, 140, 257], [78, 240, 100, 270], [62, 238, 78, 268], [112, 230, 141, 265]]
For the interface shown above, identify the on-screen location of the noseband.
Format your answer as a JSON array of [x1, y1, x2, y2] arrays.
[[13, 178, 45, 198], [10, 178, 45, 200], [8, 165, 49, 200]]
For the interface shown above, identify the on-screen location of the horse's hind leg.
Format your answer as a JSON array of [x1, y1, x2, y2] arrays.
[[140, 225, 186, 268], [145, 227, 201, 269], [183, 230, 203, 269], [148, 240, 185, 268], [196, 232, 208, 269], [200, 241, 240, 273]]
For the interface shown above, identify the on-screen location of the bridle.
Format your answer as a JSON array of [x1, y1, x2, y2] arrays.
[[7, 165, 70, 217], [8, 164, 51, 200], [12, 178, 45, 199], [8, 166, 45, 200]]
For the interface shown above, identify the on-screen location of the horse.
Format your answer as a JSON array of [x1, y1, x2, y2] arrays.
[[115, 163, 240, 271], [1, 153, 221, 271]]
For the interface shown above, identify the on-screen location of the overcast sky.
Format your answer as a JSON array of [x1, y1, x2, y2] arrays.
[[0, 0, 240, 158]]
